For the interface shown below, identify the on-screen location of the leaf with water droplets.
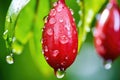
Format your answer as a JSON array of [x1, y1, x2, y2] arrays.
[[3, 0, 30, 51], [77, 0, 107, 51]]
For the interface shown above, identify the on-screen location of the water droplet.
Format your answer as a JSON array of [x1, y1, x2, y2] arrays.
[[47, 28, 53, 36], [70, 9, 74, 15], [44, 46, 48, 52], [78, 10, 82, 16], [53, 50, 59, 57], [6, 54, 14, 64], [104, 60, 112, 70], [55, 69, 65, 79], [57, 4, 63, 12], [41, 39, 43, 44], [73, 49, 76, 53], [6, 16, 12, 23], [12, 37, 16, 42], [65, 24, 70, 31], [96, 38, 102, 45], [53, 2, 57, 7], [12, 40, 23, 55], [77, 20, 82, 27], [61, 61, 65, 66], [76, 0, 80, 4], [50, 9, 56, 16], [45, 56, 49, 60], [59, 18, 63, 23], [44, 16, 48, 23], [60, 35, 69, 44], [42, 50, 44, 54], [49, 17, 56, 24], [3, 30, 8, 40], [65, 57, 68, 60], [85, 26, 90, 32]]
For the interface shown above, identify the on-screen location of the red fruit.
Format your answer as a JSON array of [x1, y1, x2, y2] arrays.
[[42, 0, 78, 77], [94, 0, 120, 61]]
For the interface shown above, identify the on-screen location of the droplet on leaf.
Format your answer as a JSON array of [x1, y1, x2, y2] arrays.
[[12, 40, 23, 55], [3, 30, 8, 40], [6, 54, 14, 64]]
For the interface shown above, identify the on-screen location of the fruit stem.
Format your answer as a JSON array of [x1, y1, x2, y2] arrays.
[[59, 0, 65, 3], [110, 0, 117, 5]]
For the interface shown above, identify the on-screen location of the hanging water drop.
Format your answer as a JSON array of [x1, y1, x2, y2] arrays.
[[55, 69, 65, 79], [104, 60, 112, 70], [6, 54, 14, 64]]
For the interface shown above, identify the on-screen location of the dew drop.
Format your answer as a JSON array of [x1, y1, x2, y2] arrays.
[[41, 39, 43, 44], [47, 28, 53, 36], [104, 60, 112, 70], [6, 16, 12, 23], [50, 9, 56, 16], [85, 26, 90, 32], [44, 46, 48, 52], [44, 16, 48, 23], [70, 9, 74, 15], [6, 54, 14, 64], [65, 24, 70, 31], [12, 40, 23, 55], [45, 56, 49, 60], [49, 17, 56, 24], [76, 0, 80, 4], [53, 50, 59, 57], [60, 35, 69, 44], [55, 69, 65, 79], [73, 49, 76, 53], [53, 2, 57, 7], [61, 61, 65, 66], [59, 18, 63, 23], [3, 30, 8, 40], [96, 38, 102, 45], [65, 56, 68, 60], [78, 10, 82, 16], [57, 4, 63, 12]]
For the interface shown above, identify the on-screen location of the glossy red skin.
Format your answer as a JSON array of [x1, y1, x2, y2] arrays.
[[94, 2, 120, 61], [42, 0, 78, 71]]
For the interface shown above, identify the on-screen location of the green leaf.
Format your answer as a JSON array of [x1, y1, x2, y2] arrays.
[[3, 0, 30, 52], [77, 0, 107, 51]]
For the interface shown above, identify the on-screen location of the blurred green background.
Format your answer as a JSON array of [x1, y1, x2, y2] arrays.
[[0, 0, 120, 80]]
